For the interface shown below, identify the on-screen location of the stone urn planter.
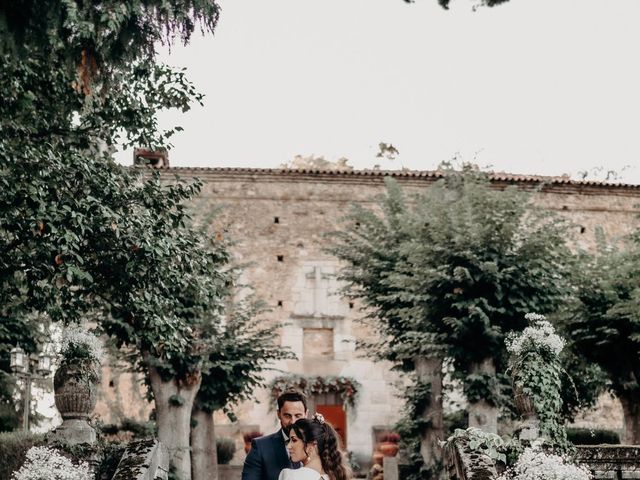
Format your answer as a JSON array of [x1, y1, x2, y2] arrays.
[[512, 383, 539, 441], [50, 360, 100, 445], [513, 385, 535, 417]]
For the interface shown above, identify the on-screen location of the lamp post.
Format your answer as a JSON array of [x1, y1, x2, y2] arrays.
[[10, 345, 53, 431]]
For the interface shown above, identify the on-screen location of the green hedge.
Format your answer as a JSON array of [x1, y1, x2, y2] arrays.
[[99, 418, 157, 439], [567, 427, 620, 445], [0, 430, 46, 478]]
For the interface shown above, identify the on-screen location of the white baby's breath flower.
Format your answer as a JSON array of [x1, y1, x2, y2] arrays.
[[11, 446, 91, 480], [497, 445, 592, 480], [524, 313, 546, 322], [506, 314, 565, 357], [59, 325, 103, 363]]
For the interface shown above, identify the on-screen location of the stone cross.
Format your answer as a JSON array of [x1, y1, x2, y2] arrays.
[[305, 266, 332, 317]]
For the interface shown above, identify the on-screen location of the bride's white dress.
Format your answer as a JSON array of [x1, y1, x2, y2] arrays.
[[278, 466, 329, 480]]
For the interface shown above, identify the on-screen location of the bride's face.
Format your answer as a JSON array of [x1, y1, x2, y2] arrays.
[[287, 430, 311, 463]]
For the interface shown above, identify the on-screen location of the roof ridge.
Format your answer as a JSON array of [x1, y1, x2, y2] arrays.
[[132, 166, 640, 188]]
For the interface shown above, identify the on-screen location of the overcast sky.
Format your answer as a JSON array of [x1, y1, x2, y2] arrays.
[[115, 0, 640, 183]]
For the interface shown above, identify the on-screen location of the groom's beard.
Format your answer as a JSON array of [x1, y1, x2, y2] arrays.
[[283, 424, 293, 435]]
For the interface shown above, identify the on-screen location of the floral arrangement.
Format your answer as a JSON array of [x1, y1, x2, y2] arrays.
[[269, 374, 361, 409], [506, 313, 565, 358], [59, 324, 103, 364], [506, 313, 569, 451], [11, 446, 91, 480], [497, 444, 592, 480]]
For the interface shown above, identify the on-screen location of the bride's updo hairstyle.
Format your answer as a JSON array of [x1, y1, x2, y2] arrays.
[[290, 413, 351, 480]]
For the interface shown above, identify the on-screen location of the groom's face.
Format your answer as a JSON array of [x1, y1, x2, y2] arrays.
[[277, 401, 307, 431]]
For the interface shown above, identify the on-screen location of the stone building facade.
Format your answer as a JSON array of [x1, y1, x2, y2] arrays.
[[94, 167, 640, 464]]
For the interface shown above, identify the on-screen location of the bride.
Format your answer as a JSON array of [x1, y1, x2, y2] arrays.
[[279, 413, 351, 480]]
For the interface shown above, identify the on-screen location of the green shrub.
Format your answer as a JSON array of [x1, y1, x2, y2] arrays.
[[0, 431, 128, 479], [216, 436, 236, 465], [0, 403, 21, 433], [94, 442, 127, 479], [0, 430, 46, 478], [48, 438, 128, 480], [444, 410, 469, 437], [98, 418, 157, 439], [567, 427, 620, 445]]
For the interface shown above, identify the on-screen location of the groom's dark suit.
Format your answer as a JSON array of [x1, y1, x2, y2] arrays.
[[241, 430, 298, 480]]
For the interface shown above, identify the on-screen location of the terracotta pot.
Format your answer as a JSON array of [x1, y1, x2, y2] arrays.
[[372, 450, 384, 465], [54, 361, 99, 420], [379, 441, 399, 457]]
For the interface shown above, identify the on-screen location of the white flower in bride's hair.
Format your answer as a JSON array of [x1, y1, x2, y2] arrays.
[[313, 413, 325, 424]]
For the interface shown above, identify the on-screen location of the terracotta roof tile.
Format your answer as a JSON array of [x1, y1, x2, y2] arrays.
[[138, 166, 640, 188]]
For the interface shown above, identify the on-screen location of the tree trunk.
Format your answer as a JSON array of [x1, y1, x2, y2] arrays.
[[414, 356, 444, 478], [148, 362, 202, 480], [618, 389, 640, 445], [191, 406, 219, 480], [467, 358, 498, 434]]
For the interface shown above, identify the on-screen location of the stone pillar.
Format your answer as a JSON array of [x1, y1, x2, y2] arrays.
[[383, 456, 399, 480]]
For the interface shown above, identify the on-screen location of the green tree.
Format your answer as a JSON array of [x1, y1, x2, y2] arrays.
[[1, 2, 224, 478], [563, 241, 640, 444], [331, 165, 575, 478], [191, 295, 295, 480], [404, 0, 511, 9]]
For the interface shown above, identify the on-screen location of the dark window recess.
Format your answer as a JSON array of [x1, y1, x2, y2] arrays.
[[274, 217, 280, 224], [562, 205, 569, 210], [348, 302, 354, 309], [277, 255, 284, 262], [277, 300, 283, 307], [133, 148, 169, 168], [109, 380, 115, 388], [355, 222, 360, 228], [580, 226, 586, 234]]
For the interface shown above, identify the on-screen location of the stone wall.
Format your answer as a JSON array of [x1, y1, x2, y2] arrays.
[[445, 441, 640, 480], [576, 446, 640, 480], [100, 168, 640, 464]]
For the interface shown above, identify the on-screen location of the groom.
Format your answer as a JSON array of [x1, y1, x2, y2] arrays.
[[241, 389, 307, 480]]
